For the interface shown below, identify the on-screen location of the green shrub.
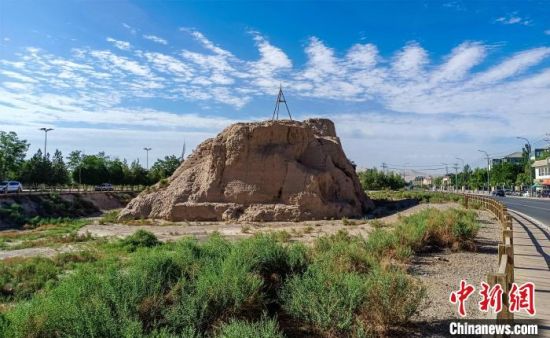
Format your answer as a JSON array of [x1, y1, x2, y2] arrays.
[[99, 210, 120, 224], [362, 268, 425, 333], [282, 267, 367, 334], [216, 317, 284, 338], [0, 257, 59, 301], [121, 230, 161, 252]]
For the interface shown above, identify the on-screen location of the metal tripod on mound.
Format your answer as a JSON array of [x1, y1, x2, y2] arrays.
[[271, 85, 292, 121]]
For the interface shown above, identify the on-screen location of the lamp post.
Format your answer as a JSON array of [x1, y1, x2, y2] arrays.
[[478, 150, 490, 194], [143, 147, 152, 170], [516, 136, 532, 196], [39, 128, 53, 158]]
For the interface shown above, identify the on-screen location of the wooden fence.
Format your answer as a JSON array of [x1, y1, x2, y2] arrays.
[[463, 194, 515, 320], [0, 185, 145, 197]]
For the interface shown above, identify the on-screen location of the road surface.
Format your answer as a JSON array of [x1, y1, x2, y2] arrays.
[[494, 197, 550, 225]]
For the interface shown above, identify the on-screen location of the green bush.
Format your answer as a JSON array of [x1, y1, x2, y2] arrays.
[[216, 318, 284, 338], [121, 230, 161, 252], [363, 268, 425, 332], [1, 228, 437, 337], [99, 210, 120, 224], [282, 267, 367, 334]]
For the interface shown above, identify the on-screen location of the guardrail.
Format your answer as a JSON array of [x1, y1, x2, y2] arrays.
[[463, 194, 514, 320], [0, 185, 145, 197]]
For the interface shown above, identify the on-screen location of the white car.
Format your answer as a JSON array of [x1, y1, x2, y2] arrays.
[[0, 181, 23, 193]]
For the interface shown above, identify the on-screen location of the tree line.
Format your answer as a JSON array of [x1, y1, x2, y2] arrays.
[[0, 131, 181, 186]]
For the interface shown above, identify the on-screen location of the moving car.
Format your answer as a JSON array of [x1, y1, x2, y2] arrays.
[[491, 189, 505, 197], [94, 183, 114, 191], [0, 181, 23, 193]]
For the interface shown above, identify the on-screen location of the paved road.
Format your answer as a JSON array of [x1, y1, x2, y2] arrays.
[[494, 196, 550, 225]]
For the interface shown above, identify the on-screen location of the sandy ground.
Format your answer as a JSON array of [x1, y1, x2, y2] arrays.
[[407, 209, 500, 337], [0, 203, 457, 259], [76, 202, 459, 243]]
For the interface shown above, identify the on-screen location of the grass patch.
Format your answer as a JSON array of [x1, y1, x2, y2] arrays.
[[369, 190, 463, 204], [0, 218, 90, 250], [0, 251, 98, 304], [99, 210, 120, 224]]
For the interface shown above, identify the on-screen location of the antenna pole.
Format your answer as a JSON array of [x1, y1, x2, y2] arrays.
[[272, 85, 292, 121]]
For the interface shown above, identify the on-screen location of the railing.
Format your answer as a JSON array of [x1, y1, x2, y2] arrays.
[[463, 194, 514, 320], [0, 185, 145, 197]]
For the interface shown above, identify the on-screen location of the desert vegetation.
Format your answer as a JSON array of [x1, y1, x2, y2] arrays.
[[0, 207, 479, 337]]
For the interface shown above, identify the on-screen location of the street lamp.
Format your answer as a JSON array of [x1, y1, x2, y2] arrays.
[[478, 150, 490, 193], [39, 128, 54, 158], [143, 147, 152, 170], [516, 136, 532, 196]]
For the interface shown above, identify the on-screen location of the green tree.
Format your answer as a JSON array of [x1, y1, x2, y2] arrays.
[[19, 149, 52, 185], [148, 155, 181, 182], [73, 154, 109, 185], [50, 149, 70, 185], [107, 158, 127, 185], [127, 160, 150, 185], [490, 162, 521, 189], [0, 131, 29, 180], [469, 168, 488, 190], [357, 168, 406, 190], [66, 150, 84, 173]]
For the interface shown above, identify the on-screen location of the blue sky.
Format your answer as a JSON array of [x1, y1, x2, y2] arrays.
[[1, 0, 549, 175]]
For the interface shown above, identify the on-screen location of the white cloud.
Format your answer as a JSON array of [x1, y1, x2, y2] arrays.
[[106, 37, 131, 50], [2, 30, 550, 168], [495, 14, 532, 26], [470, 47, 550, 85], [143, 34, 168, 45], [392, 42, 428, 78], [89, 50, 151, 77], [181, 28, 232, 57], [431, 42, 486, 83], [122, 23, 137, 35]]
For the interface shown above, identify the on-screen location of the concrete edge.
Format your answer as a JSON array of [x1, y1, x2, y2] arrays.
[[507, 208, 550, 233]]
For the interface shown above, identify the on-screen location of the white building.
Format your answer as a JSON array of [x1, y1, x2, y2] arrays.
[[533, 158, 550, 188]]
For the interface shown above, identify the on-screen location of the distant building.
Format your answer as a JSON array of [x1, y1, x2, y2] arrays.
[[531, 148, 550, 160], [533, 158, 550, 188], [490, 151, 524, 168]]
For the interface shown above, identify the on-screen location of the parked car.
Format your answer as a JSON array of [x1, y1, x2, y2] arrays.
[[491, 189, 505, 197], [0, 181, 23, 193], [541, 190, 550, 198], [94, 183, 114, 191]]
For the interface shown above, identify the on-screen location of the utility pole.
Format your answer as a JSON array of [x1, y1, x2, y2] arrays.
[[39, 128, 54, 158], [143, 147, 152, 170], [455, 157, 465, 190], [441, 163, 448, 190], [478, 150, 490, 193], [452, 163, 459, 191], [516, 136, 532, 196], [382, 162, 387, 174]]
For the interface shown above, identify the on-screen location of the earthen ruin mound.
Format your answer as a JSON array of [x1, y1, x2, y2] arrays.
[[119, 119, 373, 222]]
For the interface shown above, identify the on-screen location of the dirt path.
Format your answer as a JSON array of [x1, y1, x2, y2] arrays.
[[0, 244, 82, 260], [407, 209, 500, 337]]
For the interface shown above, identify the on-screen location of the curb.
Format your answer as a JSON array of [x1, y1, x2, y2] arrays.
[[507, 209, 550, 233]]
